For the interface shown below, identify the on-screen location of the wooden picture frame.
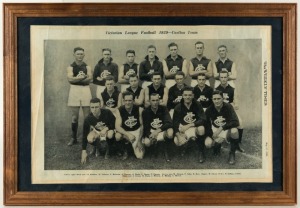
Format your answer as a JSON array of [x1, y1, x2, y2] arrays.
[[3, 3, 296, 205]]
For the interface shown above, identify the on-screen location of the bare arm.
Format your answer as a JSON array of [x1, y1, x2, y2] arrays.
[[163, 60, 175, 78], [205, 61, 213, 78], [228, 62, 237, 80], [135, 88, 145, 106], [138, 107, 144, 140], [182, 59, 188, 75], [160, 87, 169, 106], [81, 66, 93, 84], [188, 61, 207, 77], [67, 66, 87, 84], [213, 62, 219, 79], [117, 93, 122, 108], [118, 65, 128, 84], [144, 87, 150, 108]]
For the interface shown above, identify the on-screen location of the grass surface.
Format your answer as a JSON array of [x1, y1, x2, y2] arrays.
[[45, 126, 262, 170]]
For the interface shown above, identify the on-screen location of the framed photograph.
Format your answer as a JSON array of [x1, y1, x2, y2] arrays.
[[4, 3, 296, 205]]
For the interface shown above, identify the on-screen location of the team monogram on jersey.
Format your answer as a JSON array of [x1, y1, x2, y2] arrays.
[[106, 98, 115, 108], [124, 116, 137, 128], [170, 66, 180, 73], [222, 93, 229, 103], [147, 69, 155, 74], [214, 116, 226, 127], [197, 95, 208, 102], [184, 112, 196, 124], [195, 64, 205, 72], [125, 69, 135, 76], [151, 118, 163, 129], [174, 96, 182, 102], [100, 70, 111, 78], [94, 121, 106, 131], [76, 71, 85, 77]]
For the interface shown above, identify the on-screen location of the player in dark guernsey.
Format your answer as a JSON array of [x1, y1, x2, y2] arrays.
[[213, 45, 237, 88], [118, 50, 139, 92], [142, 93, 173, 162], [144, 72, 168, 108], [67, 47, 92, 146], [193, 73, 213, 111], [189, 41, 213, 87], [81, 98, 115, 164], [93, 48, 119, 97], [125, 73, 145, 107], [167, 71, 187, 118], [205, 90, 240, 165], [162, 42, 188, 89], [139, 45, 164, 88], [173, 86, 207, 163], [115, 91, 145, 160], [215, 70, 244, 153], [99, 75, 122, 116]]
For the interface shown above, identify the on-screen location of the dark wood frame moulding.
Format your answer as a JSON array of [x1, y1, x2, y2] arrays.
[[3, 3, 297, 206]]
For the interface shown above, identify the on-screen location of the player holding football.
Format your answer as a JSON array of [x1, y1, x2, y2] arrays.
[[162, 42, 188, 89], [205, 90, 240, 165], [93, 48, 118, 97], [139, 45, 164, 88], [173, 86, 207, 163], [142, 93, 173, 162], [213, 45, 237, 88], [115, 91, 145, 160], [144, 72, 169, 108], [67, 47, 92, 146], [167, 71, 187, 118], [215, 70, 244, 152], [118, 50, 139, 92], [193, 73, 213, 111], [99, 75, 122, 116], [81, 98, 115, 164], [189, 41, 213, 87]]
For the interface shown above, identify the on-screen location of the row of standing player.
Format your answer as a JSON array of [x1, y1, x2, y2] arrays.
[[66, 43, 243, 164]]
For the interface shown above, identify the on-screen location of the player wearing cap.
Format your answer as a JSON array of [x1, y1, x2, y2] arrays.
[[93, 48, 118, 97], [99, 75, 122, 116], [139, 45, 164, 88], [167, 71, 187, 118], [67, 47, 92, 146], [115, 91, 145, 160], [205, 90, 240, 165], [173, 86, 207, 163], [162, 42, 188, 89], [193, 73, 213, 111], [144, 72, 168, 108], [213, 45, 237, 88], [189, 41, 213, 87], [142, 93, 173, 162], [81, 98, 115, 164], [125, 73, 145, 107], [215, 70, 244, 153], [118, 50, 139, 92]]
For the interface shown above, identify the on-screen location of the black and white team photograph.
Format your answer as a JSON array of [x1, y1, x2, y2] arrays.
[[31, 26, 272, 183]]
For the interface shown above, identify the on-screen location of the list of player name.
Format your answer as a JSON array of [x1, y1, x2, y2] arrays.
[[105, 30, 198, 35]]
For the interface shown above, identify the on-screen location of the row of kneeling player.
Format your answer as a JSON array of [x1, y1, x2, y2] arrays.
[[80, 88, 243, 166]]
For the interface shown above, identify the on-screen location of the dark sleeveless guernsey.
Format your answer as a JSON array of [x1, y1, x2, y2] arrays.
[[119, 105, 141, 131], [101, 87, 120, 108], [70, 61, 89, 86]]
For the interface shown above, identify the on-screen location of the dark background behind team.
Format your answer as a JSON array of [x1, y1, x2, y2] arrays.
[[44, 39, 262, 169]]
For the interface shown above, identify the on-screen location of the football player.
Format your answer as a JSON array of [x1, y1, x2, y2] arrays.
[[142, 93, 173, 162], [93, 48, 118, 97], [81, 98, 115, 164], [173, 86, 207, 163], [189, 41, 213, 87], [67, 47, 92, 146]]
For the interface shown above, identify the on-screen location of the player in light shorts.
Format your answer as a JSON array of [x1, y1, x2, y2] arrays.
[[213, 45, 237, 88], [205, 90, 240, 165], [142, 93, 173, 162], [115, 91, 145, 160], [67, 47, 92, 146], [189, 41, 213, 87], [162, 42, 188, 89]]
